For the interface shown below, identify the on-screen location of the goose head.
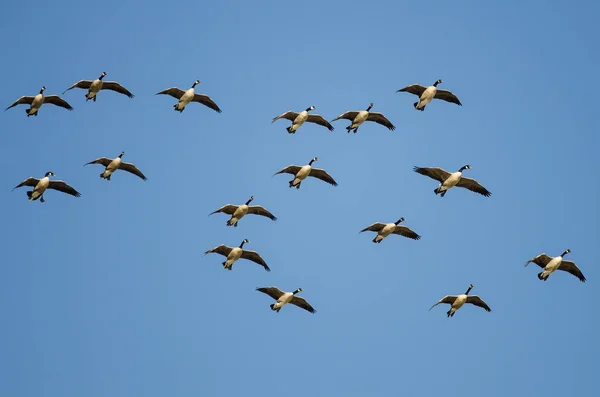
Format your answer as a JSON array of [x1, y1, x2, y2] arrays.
[[118, 151, 125, 158], [465, 284, 474, 295], [433, 79, 443, 87], [306, 105, 316, 112], [293, 288, 303, 295], [245, 196, 254, 205], [44, 171, 55, 177], [308, 157, 318, 165], [459, 164, 472, 172], [192, 80, 200, 88], [561, 249, 572, 257], [240, 238, 249, 247], [394, 217, 405, 225], [40, 86, 46, 94], [99, 72, 107, 80], [366, 103, 374, 111]]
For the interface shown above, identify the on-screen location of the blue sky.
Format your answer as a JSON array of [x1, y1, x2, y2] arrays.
[[1, 1, 599, 396]]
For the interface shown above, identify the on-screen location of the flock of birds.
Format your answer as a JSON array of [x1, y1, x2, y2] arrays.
[[6, 73, 587, 317]]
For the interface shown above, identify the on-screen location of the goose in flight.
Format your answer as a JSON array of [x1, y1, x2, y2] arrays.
[[156, 80, 221, 113], [204, 239, 270, 271], [13, 172, 81, 203], [331, 103, 395, 133], [413, 165, 491, 197], [256, 287, 316, 313], [525, 249, 586, 282], [84, 152, 147, 181], [360, 217, 421, 243], [272, 105, 334, 134], [63, 72, 134, 102], [274, 157, 338, 189], [397, 79, 462, 111], [6, 86, 73, 116], [430, 284, 491, 317], [209, 196, 277, 227]]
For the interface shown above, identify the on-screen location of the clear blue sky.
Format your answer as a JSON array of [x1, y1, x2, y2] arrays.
[[1, 1, 598, 396]]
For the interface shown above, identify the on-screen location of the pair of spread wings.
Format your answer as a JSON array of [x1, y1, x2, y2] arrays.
[[360, 223, 421, 240], [205, 245, 270, 271], [397, 84, 462, 106], [525, 254, 586, 282], [256, 287, 316, 313], [272, 111, 334, 131], [413, 166, 491, 197], [332, 111, 395, 130], [63, 80, 134, 98], [429, 295, 491, 311], [13, 177, 81, 197], [155, 87, 222, 113], [209, 204, 277, 221], [85, 157, 147, 181], [274, 165, 338, 186], [6, 95, 73, 111]]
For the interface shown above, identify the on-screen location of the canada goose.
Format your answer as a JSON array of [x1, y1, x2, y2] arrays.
[[6, 86, 73, 116], [204, 239, 270, 271], [63, 72, 134, 102], [413, 165, 491, 197], [274, 157, 338, 189], [209, 196, 277, 227], [430, 284, 491, 317], [156, 80, 221, 113], [397, 79, 462, 111], [256, 287, 316, 313], [331, 103, 395, 133], [360, 218, 421, 243], [12, 172, 81, 203], [272, 105, 334, 134], [525, 249, 586, 282], [84, 152, 147, 181]]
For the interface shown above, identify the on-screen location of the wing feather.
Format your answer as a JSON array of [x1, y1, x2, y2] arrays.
[[247, 206, 277, 221], [209, 204, 239, 216], [367, 112, 395, 130], [396, 84, 427, 97], [119, 162, 147, 181], [6, 96, 35, 110], [43, 95, 73, 110], [272, 111, 298, 123], [558, 260, 586, 282], [101, 82, 135, 98], [256, 287, 285, 300], [62, 80, 93, 94], [331, 111, 359, 122], [192, 94, 222, 113], [456, 177, 491, 197], [155, 87, 185, 99], [413, 166, 451, 183], [47, 180, 81, 197], [240, 250, 270, 271], [306, 114, 334, 131], [290, 296, 317, 313], [308, 168, 338, 186], [359, 223, 386, 233]]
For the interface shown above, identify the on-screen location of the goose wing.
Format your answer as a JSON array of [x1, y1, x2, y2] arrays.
[[456, 177, 491, 197], [331, 111, 359, 122], [396, 84, 427, 97], [393, 225, 421, 240], [6, 96, 35, 110], [413, 166, 451, 183], [429, 295, 457, 310], [272, 111, 299, 123], [247, 206, 277, 221], [524, 253, 553, 268], [306, 114, 335, 131], [62, 80, 93, 94], [466, 296, 491, 311], [360, 223, 386, 233], [101, 82, 135, 98], [12, 177, 40, 190], [558, 260, 586, 282], [308, 168, 338, 186], [155, 87, 185, 99], [43, 95, 73, 110], [120, 161, 147, 181], [204, 244, 233, 257], [256, 286, 285, 300], [84, 157, 113, 167], [192, 94, 222, 113], [290, 296, 317, 313], [367, 112, 395, 130], [47, 180, 81, 197], [435, 89, 462, 105], [240, 250, 270, 271], [209, 204, 239, 216], [274, 165, 302, 176]]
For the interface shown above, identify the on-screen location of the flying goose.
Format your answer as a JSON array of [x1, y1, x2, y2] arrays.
[[84, 152, 147, 181], [525, 249, 586, 282], [256, 287, 316, 313], [156, 80, 222, 113], [63, 72, 134, 102], [397, 79, 462, 111], [331, 103, 395, 133], [6, 86, 73, 116], [360, 218, 421, 243], [274, 157, 338, 189], [209, 196, 277, 227], [430, 284, 491, 317], [272, 105, 334, 134], [413, 165, 491, 197], [204, 239, 270, 271], [13, 172, 81, 203]]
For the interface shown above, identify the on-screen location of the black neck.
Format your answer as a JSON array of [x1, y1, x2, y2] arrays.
[[309, 159, 316, 165], [293, 289, 301, 295], [305, 107, 312, 112], [465, 286, 473, 295], [395, 218, 404, 225], [561, 250, 570, 257], [99, 74, 105, 80], [239, 240, 247, 248], [459, 166, 468, 172], [245, 198, 253, 205], [366, 105, 373, 111], [433, 80, 440, 87]]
